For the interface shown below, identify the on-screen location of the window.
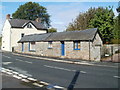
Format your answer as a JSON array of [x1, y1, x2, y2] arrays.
[[73, 41, 81, 50], [27, 24, 32, 28], [29, 42, 36, 51], [21, 33, 24, 38], [22, 43, 24, 52], [48, 41, 52, 49]]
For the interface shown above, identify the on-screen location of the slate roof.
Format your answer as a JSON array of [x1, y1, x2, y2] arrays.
[[18, 28, 98, 43], [8, 19, 47, 30]]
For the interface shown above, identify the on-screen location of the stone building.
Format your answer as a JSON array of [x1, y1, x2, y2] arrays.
[[15, 28, 103, 61], [1, 14, 47, 52]]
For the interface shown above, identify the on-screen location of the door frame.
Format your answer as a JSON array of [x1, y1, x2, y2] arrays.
[[61, 41, 65, 56]]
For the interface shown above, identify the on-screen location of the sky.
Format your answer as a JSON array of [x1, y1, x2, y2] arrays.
[[0, 1, 119, 34]]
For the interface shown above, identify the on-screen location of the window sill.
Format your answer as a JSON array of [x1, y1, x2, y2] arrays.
[[74, 49, 80, 50], [48, 47, 53, 49], [29, 50, 36, 52]]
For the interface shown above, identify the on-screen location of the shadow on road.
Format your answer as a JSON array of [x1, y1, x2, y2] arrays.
[[68, 70, 80, 90]]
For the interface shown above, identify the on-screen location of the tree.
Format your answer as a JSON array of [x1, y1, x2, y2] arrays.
[[12, 2, 50, 27], [48, 28, 57, 33], [89, 7, 115, 44], [113, 1, 120, 43], [113, 16, 120, 39], [66, 7, 96, 31]]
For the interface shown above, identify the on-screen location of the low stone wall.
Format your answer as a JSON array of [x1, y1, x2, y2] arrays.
[[101, 44, 120, 58]]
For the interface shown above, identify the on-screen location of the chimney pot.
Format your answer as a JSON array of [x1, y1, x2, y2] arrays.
[[6, 14, 10, 19], [35, 18, 41, 22]]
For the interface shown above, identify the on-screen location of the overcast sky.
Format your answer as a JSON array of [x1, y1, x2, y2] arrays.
[[0, 1, 119, 34]]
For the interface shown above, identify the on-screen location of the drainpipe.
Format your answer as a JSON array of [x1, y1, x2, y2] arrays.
[[100, 45, 101, 62], [89, 40, 91, 61]]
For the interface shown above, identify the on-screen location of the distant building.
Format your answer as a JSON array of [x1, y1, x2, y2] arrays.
[[15, 28, 103, 61], [1, 14, 48, 52]]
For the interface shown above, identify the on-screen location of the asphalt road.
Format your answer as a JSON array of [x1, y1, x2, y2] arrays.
[[2, 52, 119, 88]]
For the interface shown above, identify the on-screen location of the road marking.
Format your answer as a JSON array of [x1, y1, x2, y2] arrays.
[[113, 76, 120, 79], [16, 59, 32, 64], [2, 62, 12, 65], [80, 71, 87, 74], [2, 67, 65, 89], [44, 65, 86, 74], [44, 65, 76, 72], [2, 55, 11, 58], [24, 61, 32, 64]]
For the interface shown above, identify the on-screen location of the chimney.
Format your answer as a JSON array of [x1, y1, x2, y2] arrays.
[[6, 14, 10, 19], [35, 18, 41, 23]]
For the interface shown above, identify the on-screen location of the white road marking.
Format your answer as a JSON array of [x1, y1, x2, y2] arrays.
[[19, 74, 28, 78], [21, 79, 30, 82], [113, 76, 120, 79], [24, 61, 32, 64], [2, 62, 12, 65], [44, 65, 87, 73], [44, 65, 76, 72], [16, 59, 32, 64], [80, 71, 87, 74], [53, 85, 64, 89], [27, 77, 37, 81], [13, 75, 22, 79], [2, 55, 11, 58]]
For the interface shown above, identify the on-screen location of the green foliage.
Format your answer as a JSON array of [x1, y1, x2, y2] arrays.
[[113, 16, 120, 40], [66, 6, 116, 44], [66, 7, 97, 31], [110, 39, 120, 44], [48, 28, 57, 33], [89, 7, 115, 44], [12, 2, 50, 27]]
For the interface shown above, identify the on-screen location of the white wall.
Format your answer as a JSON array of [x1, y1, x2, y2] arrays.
[[11, 23, 46, 49], [2, 21, 47, 52], [1, 20, 11, 51]]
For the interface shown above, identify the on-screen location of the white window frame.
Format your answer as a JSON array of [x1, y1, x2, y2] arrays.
[[48, 41, 53, 49], [27, 24, 32, 28], [29, 42, 36, 51]]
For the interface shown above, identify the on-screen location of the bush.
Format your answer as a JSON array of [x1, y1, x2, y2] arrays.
[[110, 39, 120, 44]]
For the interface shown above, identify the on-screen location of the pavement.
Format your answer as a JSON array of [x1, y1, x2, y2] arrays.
[[1, 51, 120, 88], [12, 52, 119, 68]]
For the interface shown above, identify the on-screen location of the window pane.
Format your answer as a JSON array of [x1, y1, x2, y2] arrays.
[[74, 41, 80, 50], [48, 42, 52, 48], [21, 33, 24, 38], [74, 42, 77, 49], [30, 42, 35, 50], [78, 42, 81, 49]]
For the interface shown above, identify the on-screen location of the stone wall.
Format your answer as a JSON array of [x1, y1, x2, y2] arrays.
[[15, 41, 100, 61], [101, 44, 120, 58]]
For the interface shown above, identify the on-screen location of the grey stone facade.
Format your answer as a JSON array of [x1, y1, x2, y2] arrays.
[[14, 33, 103, 61], [14, 28, 103, 61]]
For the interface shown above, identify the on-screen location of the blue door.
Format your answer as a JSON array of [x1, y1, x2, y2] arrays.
[[61, 41, 65, 56], [22, 43, 24, 52]]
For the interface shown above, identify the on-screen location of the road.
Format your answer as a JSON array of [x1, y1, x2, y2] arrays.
[[2, 52, 119, 88]]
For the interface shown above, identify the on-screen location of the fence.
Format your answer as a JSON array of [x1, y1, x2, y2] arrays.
[[101, 44, 120, 62]]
